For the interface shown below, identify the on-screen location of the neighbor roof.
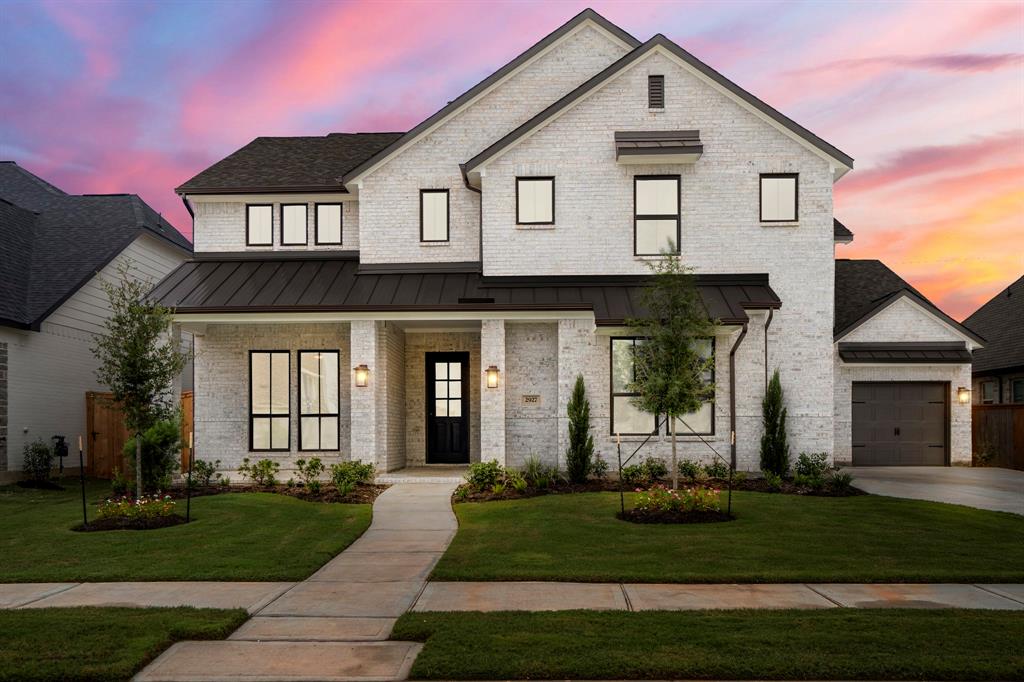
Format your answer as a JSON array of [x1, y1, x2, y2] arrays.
[[834, 259, 983, 344], [964, 275, 1024, 373], [0, 162, 192, 330], [833, 218, 853, 242], [0, 160, 67, 210], [151, 256, 780, 326], [176, 132, 403, 194], [464, 33, 854, 176]]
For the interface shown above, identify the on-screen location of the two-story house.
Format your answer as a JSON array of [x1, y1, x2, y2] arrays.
[[154, 9, 981, 475]]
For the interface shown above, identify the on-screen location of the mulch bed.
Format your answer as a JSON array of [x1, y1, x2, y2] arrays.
[[72, 514, 187, 532], [617, 508, 735, 524], [455, 479, 621, 502], [16, 480, 66, 491], [162, 482, 388, 504], [727, 477, 866, 497]]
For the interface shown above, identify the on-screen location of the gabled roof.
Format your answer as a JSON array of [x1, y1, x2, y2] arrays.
[[464, 34, 854, 180], [340, 8, 640, 187], [964, 275, 1024, 373], [176, 133, 402, 194], [0, 161, 67, 210], [834, 259, 983, 345], [833, 218, 853, 243], [0, 162, 192, 330]]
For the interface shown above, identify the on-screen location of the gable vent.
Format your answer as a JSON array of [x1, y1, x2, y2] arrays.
[[648, 75, 665, 108]]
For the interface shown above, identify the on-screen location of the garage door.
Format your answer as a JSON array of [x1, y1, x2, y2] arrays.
[[852, 382, 948, 466]]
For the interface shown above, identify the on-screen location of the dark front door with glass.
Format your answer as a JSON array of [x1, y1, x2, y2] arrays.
[[426, 352, 470, 464]]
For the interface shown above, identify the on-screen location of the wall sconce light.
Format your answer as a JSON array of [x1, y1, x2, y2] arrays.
[[354, 364, 369, 388], [957, 386, 971, 405], [485, 365, 500, 389]]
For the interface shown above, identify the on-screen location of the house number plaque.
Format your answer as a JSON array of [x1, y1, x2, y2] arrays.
[[522, 394, 542, 405]]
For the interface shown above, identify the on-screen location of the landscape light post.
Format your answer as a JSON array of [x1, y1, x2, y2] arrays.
[[616, 433, 624, 515], [186, 431, 194, 523], [77, 435, 87, 529]]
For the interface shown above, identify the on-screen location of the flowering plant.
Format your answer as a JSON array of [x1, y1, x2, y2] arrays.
[[634, 483, 721, 513], [97, 493, 177, 521]]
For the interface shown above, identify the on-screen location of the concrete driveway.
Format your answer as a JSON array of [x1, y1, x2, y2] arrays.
[[847, 466, 1024, 515]]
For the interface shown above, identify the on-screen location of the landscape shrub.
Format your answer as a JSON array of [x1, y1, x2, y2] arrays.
[[97, 493, 177, 521], [590, 455, 609, 480], [795, 452, 830, 478], [635, 483, 721, 513], [188, 458, 221, 487], [620, 464, 645, 487], [760, 369, 790, 475], [237, 458, 280, 486], [677, 459, 702, 481], [565, 375, 595, 484], [507, 470, 527, 493], [794, 472, 825, 490], [522, 456, 544, 486], [642, 458, 668, 482], [466, 460, 505, 490], [122, 418, 180, 492], [761, 469, 783, 491], [21, 439, 53, 483], [704, 460, 729, 479], [295, 457, 325, 494], [829, 471, 855, 493], [330, 461, 375, 495], [111, 467, 131, 497]]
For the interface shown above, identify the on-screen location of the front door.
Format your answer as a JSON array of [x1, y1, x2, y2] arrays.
[[426, 352, 470, 464]]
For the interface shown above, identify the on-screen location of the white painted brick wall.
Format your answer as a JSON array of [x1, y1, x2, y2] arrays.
[[193, 199, 358, 253], [504, 322, 558, 468], [479, 321, 507, 465]]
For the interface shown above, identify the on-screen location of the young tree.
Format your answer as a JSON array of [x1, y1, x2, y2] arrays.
[[628, 254, 716, 489], [565, 374, 595, 484], [93, 260, 188, 500], [759, 368, 790, 475]]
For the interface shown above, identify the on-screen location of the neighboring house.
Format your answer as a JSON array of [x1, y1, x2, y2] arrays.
[[0, 161, 192, 477], [155, 8, 978, 474], [964, 275, 1024, 404]]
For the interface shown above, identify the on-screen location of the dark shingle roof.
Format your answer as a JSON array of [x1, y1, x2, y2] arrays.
[[834, 259, 983, 344], [176, 133, 403, 194], [0, 163, 192, 329], [964, 275, 1024, 373], [833, 218, 853, 241], [0, 161, 67, 210]]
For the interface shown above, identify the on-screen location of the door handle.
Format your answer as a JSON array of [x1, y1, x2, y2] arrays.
[[894, 427, 900, 436]]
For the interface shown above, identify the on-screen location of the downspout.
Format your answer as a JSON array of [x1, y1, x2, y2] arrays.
[[459, 163, 483, 271], [763, 308, 774, 390], [729, 322, 749, 470]]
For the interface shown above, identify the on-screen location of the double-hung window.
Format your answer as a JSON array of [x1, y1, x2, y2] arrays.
[[315, 203, 343, 245], [634, 176, 680, 255], [281, 203, 308, 245], [246, 204, 273, 246], [250, 351, 289, 451], [299, 351, 339, 451], [420, 189, 449, 242], [981, 380, 997, 404], [610, 338, 657, 435], [516, 177, 554, 224], [1012, 379, 1024, 404], [669, 338, 715, 435], [760, 173, 798, 222]]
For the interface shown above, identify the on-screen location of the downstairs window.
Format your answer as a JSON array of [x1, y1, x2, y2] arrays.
[[250, 351, 290, 451]]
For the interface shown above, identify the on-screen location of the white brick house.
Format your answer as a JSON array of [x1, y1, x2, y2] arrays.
[[159, 9, 982, 476]]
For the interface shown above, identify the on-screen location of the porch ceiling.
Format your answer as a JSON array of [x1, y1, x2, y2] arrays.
[[151, 257, 780, 326]]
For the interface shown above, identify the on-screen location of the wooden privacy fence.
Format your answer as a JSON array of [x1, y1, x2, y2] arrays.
[[972, 404, 1024, 471], [85, 391, 194, 478]]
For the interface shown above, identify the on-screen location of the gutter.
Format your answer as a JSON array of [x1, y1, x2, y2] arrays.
[[459, 163, 484, 269], [729, 322, 749, 469]]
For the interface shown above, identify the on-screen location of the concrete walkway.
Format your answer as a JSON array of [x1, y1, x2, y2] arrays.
[[848, 466, 1024, 514], [134, 481, 459, 682]]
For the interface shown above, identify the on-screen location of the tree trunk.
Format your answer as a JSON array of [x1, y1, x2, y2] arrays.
[[670, 417, 678, 490], [135, 433, 143, 500]]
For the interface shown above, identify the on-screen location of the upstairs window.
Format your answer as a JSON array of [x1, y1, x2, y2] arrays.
[[420, 189, 449, 242], [760, 173, 798, 222], [315, 203, 343, 245], [246, 204, 273, 246], [281, 203, 308, 245], [250, 351, 289, 451], [299, 351, 339, 451], [648, 74, 665, 108], [516, 177, 554, 224], [634, 175, 680, 255]]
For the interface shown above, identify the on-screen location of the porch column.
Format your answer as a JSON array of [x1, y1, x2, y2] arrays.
[[350, 320, 381, 467], [557, 318, 595, 470], [480, 319, 506, 466]]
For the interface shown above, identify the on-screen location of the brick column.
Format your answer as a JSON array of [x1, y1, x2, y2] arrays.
[[557, 318, 595, 470], [480, 319, 506, 466], [350, 320, 381, 468]]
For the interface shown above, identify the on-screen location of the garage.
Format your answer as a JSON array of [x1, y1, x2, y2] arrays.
[[852, 382, 948, 466]]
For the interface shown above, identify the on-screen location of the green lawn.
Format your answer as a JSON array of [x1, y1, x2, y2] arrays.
[[394, 609, 1024, 680], [433, 491, 1024, 583], [0, 607, 246, 682], [0, 480, 371, 581]]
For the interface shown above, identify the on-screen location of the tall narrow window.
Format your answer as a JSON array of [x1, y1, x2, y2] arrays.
[[516, 177, 554, 224], [299, 351, 339, 451], [250, 351, 289, 451], [669, 338, 715, 435], [634, 175, 680, 255], [315, 203, 343, 245], [281, 203, 308, 245], [760, 173, 798, 222], [648, 74, 665, 108], [246, 204, 273, 246], [981, 380, 997, 404], [610, 338, 657, 435], [1012, 379, 1024, 404], [420, 189, 449, 242]]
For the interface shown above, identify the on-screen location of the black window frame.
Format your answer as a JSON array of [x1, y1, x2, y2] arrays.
[[298, 350, 340, 452], [1012, 379, 1024, 404], [314, 202, 343, 245], [515, 176, 555, 225], [633, 175, 681, 256], [759, 172, 799, 223], [245, 203, 273, 246], [419, 189, 450, 243], [648, 74, 665, 108], [249, 350, 290, 452], [609, 337, 658, 436], [981, 380, 997, 404], [280, 203, 309, 246]]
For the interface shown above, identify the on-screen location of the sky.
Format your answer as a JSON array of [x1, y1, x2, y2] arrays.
[[1, 0, 1021, 320]]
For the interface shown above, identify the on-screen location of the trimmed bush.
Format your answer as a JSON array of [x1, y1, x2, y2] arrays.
[[122, 418, 180, 492], [237, 458, 280, 486], [466, 460, 504, 491], [22, 439, 53, 483], [760, 369, 790, 475], [565, 375, 595, 484], [330, 461, 375, 495]]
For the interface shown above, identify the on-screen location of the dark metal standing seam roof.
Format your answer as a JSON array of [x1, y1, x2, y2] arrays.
[[614, 131, 703, 161], [150, 258, 780, 325], [837, 342, 971, 364]]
